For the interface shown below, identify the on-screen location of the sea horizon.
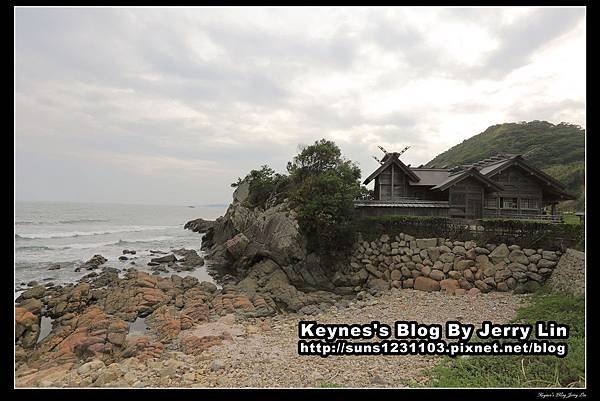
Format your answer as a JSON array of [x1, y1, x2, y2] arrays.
[[14, 199, 230, 209], [14, 200, 226, 291]]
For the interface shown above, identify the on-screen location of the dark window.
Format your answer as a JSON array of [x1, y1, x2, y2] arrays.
[[500, 197, 518, 209], [520, 198, 539, 210], [451, 192, 466, 205]]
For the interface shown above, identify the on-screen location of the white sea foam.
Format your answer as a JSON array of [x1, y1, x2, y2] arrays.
[[16, 218, 110, 225], [16, 236, 176, 251], [15, 226, 173, 239]]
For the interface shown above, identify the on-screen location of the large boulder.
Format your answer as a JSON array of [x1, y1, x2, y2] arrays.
[[416, 238, 437, 249], [81, 255, 108, 270], [225, 233, 250, 259], [18, 285, 46, 300], [29, 306, 129, 367], [279, 253, 336, 291], [440, 279, 459, 294], [15, 307, 40, 349], [508, 250, 530, 265], [233, 180, 250, 203], [202, 194, 339, 293], [537, 259, 557, 269], [429, 270, 445, 281], [414, 276, 441, 292], [236, 259, 311, 312], [173, 248, 204, 269], [184, 218, 215, 234], [150, 254, 177, 264], [474, 280, 491, 293], [489, 244, 510, 264], [121, 336, 165, 361], [97, 272, 171, 321], [542, 251, 558, 261], [46, 283, 94, 318]]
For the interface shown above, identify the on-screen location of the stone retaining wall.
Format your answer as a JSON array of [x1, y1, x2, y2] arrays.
[[350, 233, 563, 295]]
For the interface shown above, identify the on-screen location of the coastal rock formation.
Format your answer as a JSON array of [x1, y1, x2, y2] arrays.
[[28, 306, 130, 368], [150, 254, 177, 264], [81, 255, 108, 270], [15, 307, 40, 350], [198, 180, 351, 312], [184, 218, 215, 234], [173, 248, 205, 269], [145, 305, 190, 343], [99, 272, 176, 321], [15, 266, 282, 372], [121, 336, 165, 361], [45, 283, 94, 318]]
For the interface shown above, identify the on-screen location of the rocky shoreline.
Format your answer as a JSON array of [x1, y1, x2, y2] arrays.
[[14, 180, 585, 387], [15, 269, 530, 387], [14, 245, 350, 387]]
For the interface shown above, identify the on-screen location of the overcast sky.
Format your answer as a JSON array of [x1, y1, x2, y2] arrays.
[[15, 7, 586, 206]]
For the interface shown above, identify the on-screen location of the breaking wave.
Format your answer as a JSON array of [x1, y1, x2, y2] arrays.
[[15, 236, 175, 251], [16, 218, 111, 225], [15, 226, 171, 240], [15, 245, 53, 251]]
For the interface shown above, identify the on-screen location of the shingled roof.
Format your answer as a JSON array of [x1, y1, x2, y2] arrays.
[[431, 167, 504, 192], [408, 168, 452, 186]]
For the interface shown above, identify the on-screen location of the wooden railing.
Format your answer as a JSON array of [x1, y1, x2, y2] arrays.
[[354, 199, 449, 207]]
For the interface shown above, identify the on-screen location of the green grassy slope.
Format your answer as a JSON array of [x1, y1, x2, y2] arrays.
[[426, 121, 585, 211], [429, 290, 585, 388]]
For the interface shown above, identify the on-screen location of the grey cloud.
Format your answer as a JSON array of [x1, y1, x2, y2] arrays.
[[16, 8, 292, 109], [15, 7, 586, 205], [366, 8, 584, 82], [507, 98, 586, 123], [366, 13, 445, 82], [474, 8, 584, 78], [201, 19, 358, 70]]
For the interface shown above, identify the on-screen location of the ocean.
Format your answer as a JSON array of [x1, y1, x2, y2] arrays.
[[14, 201, 227, 293]]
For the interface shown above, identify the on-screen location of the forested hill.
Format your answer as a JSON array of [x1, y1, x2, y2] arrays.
[[426, 121, 585, 210]]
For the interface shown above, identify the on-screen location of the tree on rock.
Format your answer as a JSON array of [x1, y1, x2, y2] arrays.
[[231, 165, 290, 209], [287, 139, 363, 258]]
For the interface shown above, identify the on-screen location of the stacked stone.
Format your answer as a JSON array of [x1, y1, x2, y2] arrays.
[[349, 233, 561, 295]]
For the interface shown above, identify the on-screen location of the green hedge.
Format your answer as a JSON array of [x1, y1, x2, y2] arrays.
[[478, 219, 584, 251], [352, 216, 584, 251]]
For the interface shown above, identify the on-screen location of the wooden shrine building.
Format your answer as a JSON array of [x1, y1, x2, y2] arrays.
[[355, 151, 575, 221]]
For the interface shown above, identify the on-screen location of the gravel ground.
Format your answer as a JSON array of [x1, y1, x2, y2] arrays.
[[198, 289, 530, 388], [17, 289, 530, 388]]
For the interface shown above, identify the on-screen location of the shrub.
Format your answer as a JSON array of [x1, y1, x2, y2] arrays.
[[287, 139, 363, 258], [231, 165, 290, 209], [352, 216, 584, 251], [353, 216, 455, 240], [230, 139, 364, 260]]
